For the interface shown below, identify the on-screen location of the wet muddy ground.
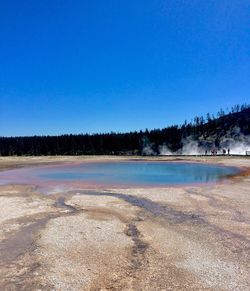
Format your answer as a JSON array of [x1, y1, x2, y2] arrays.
[[0, 156, 249, 290]]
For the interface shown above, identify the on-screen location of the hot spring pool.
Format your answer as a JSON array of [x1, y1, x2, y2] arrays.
[[0, 161, 240, 187]]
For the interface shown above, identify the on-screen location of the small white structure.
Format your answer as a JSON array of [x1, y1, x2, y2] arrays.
[[246, 151, 250, 155]]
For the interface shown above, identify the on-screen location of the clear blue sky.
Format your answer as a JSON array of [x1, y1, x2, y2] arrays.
[[0, 0, 249, 136]]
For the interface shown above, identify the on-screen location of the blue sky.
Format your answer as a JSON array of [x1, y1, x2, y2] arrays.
[[0, 0, 249, 136]]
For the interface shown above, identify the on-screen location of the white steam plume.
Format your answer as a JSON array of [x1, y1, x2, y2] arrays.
[[142, 126, 250, 156], [158, 144, 173, 155]]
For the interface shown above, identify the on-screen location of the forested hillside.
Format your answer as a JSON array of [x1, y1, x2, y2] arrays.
[[1, 104, 249, 156]]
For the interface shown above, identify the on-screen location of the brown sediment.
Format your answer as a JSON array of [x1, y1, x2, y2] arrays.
[[228, 166, 250, 180]]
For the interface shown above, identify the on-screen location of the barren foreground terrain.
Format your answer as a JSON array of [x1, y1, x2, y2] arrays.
[[0, 156, 249, 290]]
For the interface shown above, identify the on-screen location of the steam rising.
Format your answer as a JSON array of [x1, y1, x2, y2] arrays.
[[142, 136, 156, 156], [143, 126, 250, 156], [158, 144, 173, 155]]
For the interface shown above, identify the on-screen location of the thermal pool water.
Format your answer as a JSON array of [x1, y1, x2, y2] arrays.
[[0, 161, 240, 188]]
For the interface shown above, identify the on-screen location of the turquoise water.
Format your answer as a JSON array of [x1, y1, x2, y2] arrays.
[[0, 161, 239, 187], [35, 161, 239, 186]]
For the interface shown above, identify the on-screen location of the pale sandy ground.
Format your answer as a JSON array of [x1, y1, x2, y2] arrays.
[[0, 156, 249, 290]]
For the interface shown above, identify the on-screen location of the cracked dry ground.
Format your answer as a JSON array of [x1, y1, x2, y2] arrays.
[[0, 173, 250, 290]]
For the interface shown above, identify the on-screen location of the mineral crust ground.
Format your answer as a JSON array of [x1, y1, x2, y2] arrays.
[[0, 156, 249, 290]]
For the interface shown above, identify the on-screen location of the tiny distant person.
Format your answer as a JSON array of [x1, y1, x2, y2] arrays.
[[228, 148, 230, 155], [223, 149, 226, 155], [205, 150, 207, 155]]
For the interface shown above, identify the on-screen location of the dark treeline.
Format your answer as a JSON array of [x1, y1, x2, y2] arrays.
[[1, 104, 249, 156]]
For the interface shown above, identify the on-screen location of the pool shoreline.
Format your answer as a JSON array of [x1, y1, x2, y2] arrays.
[[0, 156, 247, 189], [0, 156, 249, 290]]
